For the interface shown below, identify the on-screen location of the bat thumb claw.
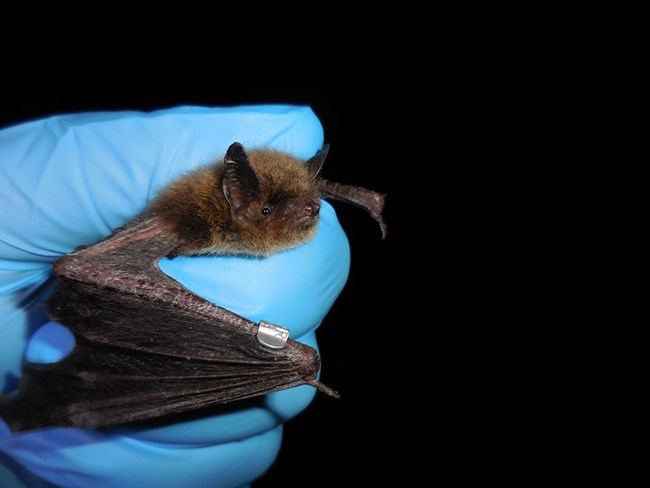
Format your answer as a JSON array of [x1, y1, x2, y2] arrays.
[[312, 381, 341, 399], [374, 214, 388, 239]]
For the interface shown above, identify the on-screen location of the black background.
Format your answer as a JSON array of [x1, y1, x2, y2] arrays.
[[2, 3, 643, 487]]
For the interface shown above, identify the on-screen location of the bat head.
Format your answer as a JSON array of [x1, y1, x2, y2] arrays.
[[221, 142, 329, 256]]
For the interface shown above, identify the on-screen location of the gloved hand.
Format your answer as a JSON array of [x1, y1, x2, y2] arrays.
[[0, 105, 350, 488]]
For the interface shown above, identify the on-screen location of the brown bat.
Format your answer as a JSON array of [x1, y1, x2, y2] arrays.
[[0, 142, 386, 432]]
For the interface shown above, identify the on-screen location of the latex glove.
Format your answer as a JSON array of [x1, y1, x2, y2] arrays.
[[0, 105, 350, 488]]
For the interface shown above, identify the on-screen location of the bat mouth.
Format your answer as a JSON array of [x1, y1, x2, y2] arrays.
[[296, 215, 318, 234], [295, 214, 319, 232]]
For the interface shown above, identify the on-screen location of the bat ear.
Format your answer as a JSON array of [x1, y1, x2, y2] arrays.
[[222, 142, 262, 210], [305, 144, 330, 180]]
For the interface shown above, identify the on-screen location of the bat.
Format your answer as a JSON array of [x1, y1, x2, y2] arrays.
[[0, 142, 386, 432]]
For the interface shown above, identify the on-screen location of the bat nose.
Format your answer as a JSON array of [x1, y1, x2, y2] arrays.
[[304, 202, 320, 217]]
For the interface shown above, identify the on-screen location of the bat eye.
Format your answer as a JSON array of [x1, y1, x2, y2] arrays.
[[261, 206, 271, 217]]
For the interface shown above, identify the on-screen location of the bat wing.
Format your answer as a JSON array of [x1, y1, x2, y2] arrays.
[[0, 215, 337, 433]]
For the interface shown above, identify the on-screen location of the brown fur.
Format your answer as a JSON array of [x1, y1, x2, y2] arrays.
[[149, 148, 322, 257]]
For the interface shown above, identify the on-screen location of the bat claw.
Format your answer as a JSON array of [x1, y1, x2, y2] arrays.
[[373, 213, 388, 239], [312, 381, 341, 399]]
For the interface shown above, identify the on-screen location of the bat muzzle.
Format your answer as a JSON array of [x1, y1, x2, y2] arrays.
[[303, 201, 320, 217]]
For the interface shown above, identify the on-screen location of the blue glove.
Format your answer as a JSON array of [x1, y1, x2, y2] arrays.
[[0, 105, 350, 488]]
